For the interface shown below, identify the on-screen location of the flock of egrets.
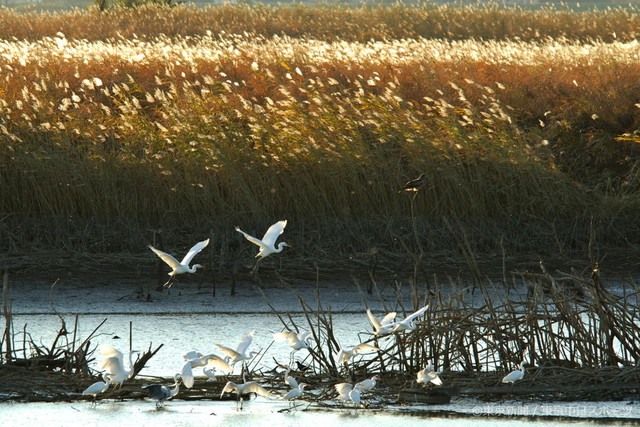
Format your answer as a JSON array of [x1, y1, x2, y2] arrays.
[[83, 214, 526, 409]]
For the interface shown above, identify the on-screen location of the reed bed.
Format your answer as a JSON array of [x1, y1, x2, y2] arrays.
[[0, 3, 638, 43], [2, 32, 640, 255], [1, 4, 640, 264]]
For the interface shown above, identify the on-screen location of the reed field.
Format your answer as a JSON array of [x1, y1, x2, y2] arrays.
[[1, 3, 640, 275]]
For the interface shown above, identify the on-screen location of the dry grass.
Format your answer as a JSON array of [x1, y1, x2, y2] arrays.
[[0, 4, 640, 263]]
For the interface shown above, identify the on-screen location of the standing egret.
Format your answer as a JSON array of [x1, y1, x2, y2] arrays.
[[82, 373, 110, 404], [390, 304, 429, 333], [149, 238, 209, 286], [355, 375, 378, 392], [142, 375, 180, 408], [399, 172, 428, 192], [236, 220, 291, 259], [417, 364, 443, 386], [203, 366, 217, 381], [220, 377, 273, 410], [282, 382, 308, 408], [99, 345, 138, 387], [502, 362, 526, 383], [216, 332, 259, 367], [336, 343, 380, 365], [366, 309, 397, 336], [335, 383, 361, 406]]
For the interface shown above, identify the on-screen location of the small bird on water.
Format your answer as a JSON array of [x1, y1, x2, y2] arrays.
[[399, 172, 428, 193]]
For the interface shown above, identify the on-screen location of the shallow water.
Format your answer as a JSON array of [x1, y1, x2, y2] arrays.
[[3, 279, 640, 424], [1, 400, 637, 427]]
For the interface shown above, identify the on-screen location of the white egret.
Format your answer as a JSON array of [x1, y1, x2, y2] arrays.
[[180, 359, 195, 388], [366, 309, 397, 336], [82, 373, 110, 403], [282, 382, 308, 408], [186, 353, 233, 373], [399, 172, 428, 192], [221, 377, 273, 410], [236, 220, 290, 259], [216, 332, 259, 366], [355, 375, 378, 392], [391, 304, 429, 333], [148, 238, 209, 281], [274, 330, 312, 365], [502, 362, 526, 383], [99, 345, 138, 387], [182, 350, 203, 361], [335, 382, 361, 406], [203, 366, 217, 381], [417, 364, 443, 386], [142, 375, 180, 408], [336, 343, 380, 364]]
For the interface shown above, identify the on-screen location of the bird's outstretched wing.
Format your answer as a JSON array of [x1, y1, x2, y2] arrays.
[[244, 382, 273, 398], [99, 356, 125, 377], [402, 304, 429, 323], [215, 343, 240, 360], [100, 345, 123, 359], [235, 227, 266, 249], [335, 382, 353, 396], [202, 354, 233, 373], [149, 245, 181, 269], [261, 220, 287, 247], [380, 311, 397, 326], [354, 343, 380, 353], [236, 331, 254, 354], [220, 381, 238, 397], [181, 238, 209, 265], [274, 331, 297, 345], [366, 309, 381, 331]]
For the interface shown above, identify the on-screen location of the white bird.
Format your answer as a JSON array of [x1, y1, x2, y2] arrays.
[[236, 220, 290, 258], [142, 375, 180, 408], [366, 309, 397, 336], [502, 361, 526, 383], [274, 330, 312, 351], [82, 373, 110, 403], [180, 359, 195, 388], [203, 366, 217, 381], [417, 364, 443, 386], [221, 378, 273, 410], [216, 332, 259, 366], [335, 382, 361, 406], [99, 345, 138, 387], [149, 238, 209, 277], [391, 304, 429, 333], [336, 343, 380, 364], [282, 382, 308, 404], [355, 375, 378, 392], [182, 350, 203, 361], [187, 353, 233, 373]]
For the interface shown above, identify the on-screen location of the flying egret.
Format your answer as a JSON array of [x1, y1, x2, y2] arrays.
[[336, 343, 380, 365], [335, 382, 361, 406], [182, 350, 203, 361], [274, 330, 312, 365], [216, 332, 259, 367], [236, 220, 291, 259], [502, 361, 526, 383], [417, 364, 443, 386], [399, 172, 428, 192], [220, 377, 273, 410], [355, 375, 378, 392], [99, 345, 138, 387], [148, 238, 209, 286], [142, 375, 180, 408], [391, 304, 429, 333], [366, 309, 397, 336], [82, 373, 110, 404]]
